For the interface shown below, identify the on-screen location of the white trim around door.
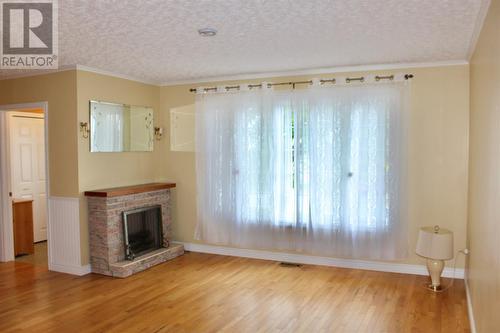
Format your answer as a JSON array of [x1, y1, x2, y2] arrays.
[[0, 102, 49, 263], [0, 112, 14, 261]]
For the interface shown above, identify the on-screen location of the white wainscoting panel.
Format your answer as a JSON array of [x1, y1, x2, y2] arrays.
[[48, 196, 90, 275], [177, 242, 465, 279]]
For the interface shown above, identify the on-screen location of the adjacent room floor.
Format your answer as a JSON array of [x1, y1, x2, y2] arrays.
[[14, 241, 48, 267], [0, 252, 469, 333]]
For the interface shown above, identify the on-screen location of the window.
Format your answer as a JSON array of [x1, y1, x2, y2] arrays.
[[195, 83, 408, 260]]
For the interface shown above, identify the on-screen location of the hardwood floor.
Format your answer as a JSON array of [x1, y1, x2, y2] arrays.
[[0, 252, 469, 333]]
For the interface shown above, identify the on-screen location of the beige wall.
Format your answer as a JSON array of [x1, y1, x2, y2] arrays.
[[468, 0, 500, 331], [76, 70, 161, 263], [0, 71, 79, 197], [0, 64, 471, 270], [159, 65, 470, 268], [76, 71, 161, 191], [0, 70, 163, 264]]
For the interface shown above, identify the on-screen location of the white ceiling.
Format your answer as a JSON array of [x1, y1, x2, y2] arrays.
[[0, 0, 490, 84]]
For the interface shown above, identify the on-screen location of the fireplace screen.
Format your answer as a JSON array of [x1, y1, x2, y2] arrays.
[[123, 205, 163, 260]]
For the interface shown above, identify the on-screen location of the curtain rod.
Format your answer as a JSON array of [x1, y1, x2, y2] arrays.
[[189, 74, 414, 93]]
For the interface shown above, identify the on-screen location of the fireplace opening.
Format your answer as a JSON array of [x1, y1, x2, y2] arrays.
[[123, 205, 163, 260]]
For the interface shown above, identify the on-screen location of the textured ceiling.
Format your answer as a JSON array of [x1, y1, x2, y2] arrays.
[[0, 0, 489, 84]]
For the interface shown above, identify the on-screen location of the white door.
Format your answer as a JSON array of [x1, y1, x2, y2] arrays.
[[8, 112, 47, 242]]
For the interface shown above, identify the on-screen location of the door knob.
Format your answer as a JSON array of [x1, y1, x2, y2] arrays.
[[8, 192, 12, 197]]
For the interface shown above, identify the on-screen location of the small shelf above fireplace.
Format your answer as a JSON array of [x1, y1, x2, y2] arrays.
[[84, 182, 176, 198]]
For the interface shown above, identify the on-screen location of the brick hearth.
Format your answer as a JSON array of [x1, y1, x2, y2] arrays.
[[85, 184, 183, 277]]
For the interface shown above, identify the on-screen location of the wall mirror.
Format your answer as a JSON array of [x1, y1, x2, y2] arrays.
[[90, 100, 154, 152]]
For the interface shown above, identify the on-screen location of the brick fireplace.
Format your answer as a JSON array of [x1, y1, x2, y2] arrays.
[[85, 183, 184, 278]]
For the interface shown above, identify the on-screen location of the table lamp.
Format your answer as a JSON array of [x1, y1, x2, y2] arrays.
[[416, 225, 453, 291]]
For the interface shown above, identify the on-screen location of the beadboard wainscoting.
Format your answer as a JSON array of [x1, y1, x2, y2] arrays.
[[48, 197, 90, 275], [176, 242, 465, 279]]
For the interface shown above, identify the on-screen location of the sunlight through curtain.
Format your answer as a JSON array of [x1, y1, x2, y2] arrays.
[[195, 80, 409, 259]]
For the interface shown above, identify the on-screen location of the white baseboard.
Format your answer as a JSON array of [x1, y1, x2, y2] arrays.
[[176, 242, 465, 279], [465, 278, 477, 333], [49, 263, 91, 276]]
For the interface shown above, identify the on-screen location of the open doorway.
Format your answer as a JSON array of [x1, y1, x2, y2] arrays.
[[0, 103, 49, 268]]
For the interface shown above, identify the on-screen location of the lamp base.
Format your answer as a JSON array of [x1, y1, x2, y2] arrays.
[[426, 284, 445, 292], [426, 258, 445, 292]]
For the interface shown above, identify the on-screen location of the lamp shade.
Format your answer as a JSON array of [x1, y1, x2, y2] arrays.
[[416, 226, 453, 260]]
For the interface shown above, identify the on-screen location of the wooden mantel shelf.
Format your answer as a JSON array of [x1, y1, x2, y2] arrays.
[[84, 182, 176, 198]]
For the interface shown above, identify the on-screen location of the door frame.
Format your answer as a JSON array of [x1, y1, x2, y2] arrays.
[[0, 102, 49, 262], [8, 110, 46, 243]]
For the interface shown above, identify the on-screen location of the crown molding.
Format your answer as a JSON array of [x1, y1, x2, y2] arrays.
[[0, 65, 77, 81], [0, 64, 160, 85], [467, 0, 491, 60], [74, 65, 160, 85], [160, 60, 469, 86], [1, 59, 469, 86]]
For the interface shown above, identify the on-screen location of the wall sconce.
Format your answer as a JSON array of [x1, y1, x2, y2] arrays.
[[80, 122, 89, 139], [154, 127, 163, 140]]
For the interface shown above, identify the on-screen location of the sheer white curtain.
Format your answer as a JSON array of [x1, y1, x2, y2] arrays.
[[195, 81, 408, 260]]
